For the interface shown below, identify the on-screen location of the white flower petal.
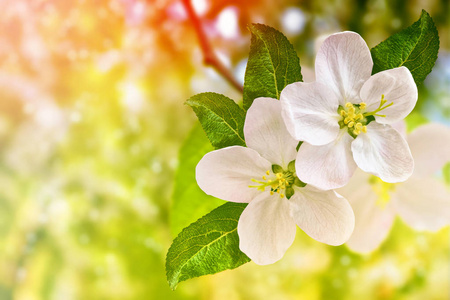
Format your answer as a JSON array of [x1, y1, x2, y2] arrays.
[[338, 169, 396, 253], [351, 122, 413, 183], [280, 81, 340, 146], [289, 185, 355, 246], [196, 146, 271, 203], [338, 167, 372, 194], [393, 177, 450, 231], [360, 67, 418, 124], [407, 123, 450, 178], [301, 66, 316, 83], [296, 131, 357, 190], [238, 193, 296, 265], [315, 31, 373, 105], [390, 120, 407, 139], [245, 97, 298, 168]]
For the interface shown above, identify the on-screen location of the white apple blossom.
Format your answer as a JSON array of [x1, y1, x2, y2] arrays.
[[196, 97, 355, 265], [280, 31, 418, 190], [338, 122, 450, 253]]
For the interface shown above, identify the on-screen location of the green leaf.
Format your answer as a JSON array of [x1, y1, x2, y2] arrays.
[[170, 123, 223, 237], [243, 23, 302, 110], [371, 10, 439, 85], [186, 92, 246, 149], [166, 202, 250, 290]]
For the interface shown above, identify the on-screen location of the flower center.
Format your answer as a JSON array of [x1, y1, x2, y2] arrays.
[[249, 161, 305, 199], [338, 95, 393, 138], [369, 175, 396, 208]]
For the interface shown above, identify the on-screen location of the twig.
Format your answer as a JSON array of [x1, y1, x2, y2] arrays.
[[181, 0, 244, 93]]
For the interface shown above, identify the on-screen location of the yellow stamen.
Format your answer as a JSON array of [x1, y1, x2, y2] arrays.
[[339, 96, 395, 137], [363, 95, 393, 118], [250, 170, 293, 199]]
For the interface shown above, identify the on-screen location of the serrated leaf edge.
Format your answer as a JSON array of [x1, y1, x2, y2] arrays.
[[371, 9, 439, 85], [165, 203, 248, 290], [185, 92, 246, 147], [247, 23, 302, 100]]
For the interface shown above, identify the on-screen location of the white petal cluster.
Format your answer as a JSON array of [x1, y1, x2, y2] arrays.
[[280, 32, 418, 190], [196, 98, 355, 265], [195, 31, 449, 264], [338, 123, 450, 253]]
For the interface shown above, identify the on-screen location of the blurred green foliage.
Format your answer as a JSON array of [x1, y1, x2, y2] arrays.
[[170, 123, 222, 237]]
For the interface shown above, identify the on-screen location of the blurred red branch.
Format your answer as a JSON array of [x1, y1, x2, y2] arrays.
[[181, 0, 244, 94]]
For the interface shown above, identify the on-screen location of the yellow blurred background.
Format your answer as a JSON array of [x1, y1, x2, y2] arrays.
[[0, 0, 449, 299]]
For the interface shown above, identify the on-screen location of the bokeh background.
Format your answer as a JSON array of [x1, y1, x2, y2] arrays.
[[0, 0, 449, 299]]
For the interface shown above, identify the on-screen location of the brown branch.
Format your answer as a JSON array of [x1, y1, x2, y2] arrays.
[[181, 0, 244, 94]]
